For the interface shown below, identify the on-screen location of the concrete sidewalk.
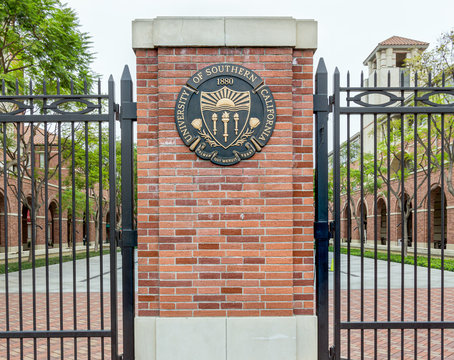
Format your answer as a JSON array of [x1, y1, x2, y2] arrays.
[[328, 252, 454, 289], [0, 252, 123, 293]]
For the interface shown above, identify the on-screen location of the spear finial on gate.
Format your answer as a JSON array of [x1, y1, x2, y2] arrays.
[[121, 65, 133, 105]]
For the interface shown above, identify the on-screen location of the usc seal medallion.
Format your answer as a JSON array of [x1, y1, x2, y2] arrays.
[[175, 64, 276, 166]]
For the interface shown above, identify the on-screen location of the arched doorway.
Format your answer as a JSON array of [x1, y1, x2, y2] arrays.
[[0, 192, 4, 247], [342, 205, 351, 243], [67, 211, 72, 247], [48, 201, 58, 247], [106, 212, 110, 243], [22, 203, 31, 250], [357, 200, 367, 243], [377, 198, 387, 245], [431, 187, 447, 249], [83, 211, 88, 245], [404, 194, 413, 248]]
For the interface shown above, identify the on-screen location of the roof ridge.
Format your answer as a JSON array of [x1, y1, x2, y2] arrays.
[[379, 35, 429, 46]]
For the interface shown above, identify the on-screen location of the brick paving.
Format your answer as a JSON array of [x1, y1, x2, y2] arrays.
[[3, 274, 454, 358], [330, 288, 454, 359], [0, 293, 122, 359]]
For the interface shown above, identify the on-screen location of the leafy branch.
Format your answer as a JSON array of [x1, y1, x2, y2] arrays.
[[199, 129, 218, 147], [232, 128, 254, 147]]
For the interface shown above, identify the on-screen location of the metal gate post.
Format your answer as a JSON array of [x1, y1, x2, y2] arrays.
[[332, 68, 341, 360], [109, 74, 119, 360], [120, 65, 137, 360], [313, 58, 330, 360]]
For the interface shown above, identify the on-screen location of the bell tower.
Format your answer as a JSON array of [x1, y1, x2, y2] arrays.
[[364, 35, 429, 86]]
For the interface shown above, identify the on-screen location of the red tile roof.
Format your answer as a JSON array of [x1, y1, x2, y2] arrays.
[[363, 36, 429, 65], [378, 36, 429, 47]]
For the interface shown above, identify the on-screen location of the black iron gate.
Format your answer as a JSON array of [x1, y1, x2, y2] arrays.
[[315, 58, 454, 359], [0, 65, 136, 360]]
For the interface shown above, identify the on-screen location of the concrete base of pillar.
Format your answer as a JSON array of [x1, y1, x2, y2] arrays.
[[135, 315, 317, 360]]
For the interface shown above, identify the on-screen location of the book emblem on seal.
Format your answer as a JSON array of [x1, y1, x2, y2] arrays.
[[175, 63, 276, 166]]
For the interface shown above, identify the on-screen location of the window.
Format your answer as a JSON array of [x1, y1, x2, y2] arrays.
[[40, 153, 45, 168], [396, 53, 407, 68]]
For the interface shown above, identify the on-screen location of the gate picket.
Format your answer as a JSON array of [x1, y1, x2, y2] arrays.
[[0, 67, 136, 360], [315, 57, 454, 359]]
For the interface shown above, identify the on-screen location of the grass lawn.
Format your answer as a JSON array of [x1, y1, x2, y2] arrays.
[[329, 245, 454, 272], [0, 249, 112, 274]]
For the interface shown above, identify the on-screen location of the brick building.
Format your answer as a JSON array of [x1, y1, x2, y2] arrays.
[[338, 36, 454, 251], [0, 123, 107, 254]]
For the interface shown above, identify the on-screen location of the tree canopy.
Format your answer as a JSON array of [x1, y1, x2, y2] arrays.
[[405, 29, 454, 85], [331, 29, 454, 255], [0, 0, 94, 91]]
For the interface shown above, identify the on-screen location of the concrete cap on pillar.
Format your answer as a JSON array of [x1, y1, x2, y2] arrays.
[[132, 16, 317, 50]]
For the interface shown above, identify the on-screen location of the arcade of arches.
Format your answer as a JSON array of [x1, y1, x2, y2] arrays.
[[341, 186, 450, 250], [0, 194, 111, 253]]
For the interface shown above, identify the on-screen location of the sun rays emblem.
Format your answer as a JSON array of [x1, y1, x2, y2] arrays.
[[200, 87, 251, 149], [175, 63, 277, 166]]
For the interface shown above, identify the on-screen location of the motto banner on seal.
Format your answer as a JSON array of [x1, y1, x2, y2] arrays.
[[175, 63, 277, 166]]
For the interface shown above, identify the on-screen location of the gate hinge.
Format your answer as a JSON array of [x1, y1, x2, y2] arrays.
[[314, 221, 335, 240], [119, 229, 137, 248], [114, 103, 120, 120], [329, 345, 335, 360], [329, 95, 335, 111], [121, 101, 137, 121]]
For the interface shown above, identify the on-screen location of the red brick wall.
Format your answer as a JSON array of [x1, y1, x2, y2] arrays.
[[136, 47, 314, 317]]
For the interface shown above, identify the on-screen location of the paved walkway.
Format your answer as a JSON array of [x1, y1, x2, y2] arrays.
[[0, 293, 122, 359], [329, 253, 454, 359], [0, 252, 127, 359], [2, 251, 454, 359], [0, 253, 123, 293], [329, 253, 454, 290]]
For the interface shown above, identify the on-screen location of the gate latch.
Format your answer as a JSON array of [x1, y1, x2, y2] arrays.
[[119, 229, 137, 248]]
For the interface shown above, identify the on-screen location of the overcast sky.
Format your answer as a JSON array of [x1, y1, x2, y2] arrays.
[[64, 0, 453, 96]]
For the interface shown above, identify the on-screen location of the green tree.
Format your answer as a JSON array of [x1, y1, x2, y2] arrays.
[[0, 0, 95, 254], [0, 0, 94, 91], [405, 29, 454, 86], [62, 124, 116, 251], [332, 119, 430, 256], [329, 140, 365, 240], [405, 30, 454, 197], [371, 117, 431, 257], [373, 30, 454, 254], [335, 30, 454, 256], [404, 30, 454, 252]]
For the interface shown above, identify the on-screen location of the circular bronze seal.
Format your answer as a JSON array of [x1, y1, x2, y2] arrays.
[[175, 63, 276, 166]]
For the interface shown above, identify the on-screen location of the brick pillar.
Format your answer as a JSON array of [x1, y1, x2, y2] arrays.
[[133, 17, 317, 360]]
